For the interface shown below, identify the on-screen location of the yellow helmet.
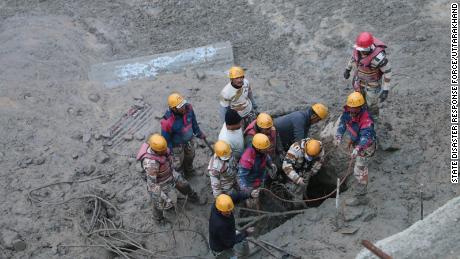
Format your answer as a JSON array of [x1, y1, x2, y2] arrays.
[[305, 139, 322, 157], [228, 66, 244, 79], [168, 93, 186, 108], [148, 134, 167, 152], [312, 103, 329, 119], [214, 140, 232, 160], [256, 113, 273, 129], [216, 194, 234, 212], [346, 92, 365, 108], [252, 133, 271, 150]]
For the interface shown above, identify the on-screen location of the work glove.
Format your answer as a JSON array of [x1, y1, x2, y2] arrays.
[[311, 162, 322, 175], [380, 90, 389, 102], [344, 69, 351, 79], [334, 135, 342, 146], [250, 188, 260, 198], [295, 177, 306, 186], [351, 147, 360, 159]]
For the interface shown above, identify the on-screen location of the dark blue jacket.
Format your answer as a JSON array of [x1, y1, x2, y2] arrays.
[[274, 107, 314, 150], [336, 106, 376, 150], [160, 103, 204, 149], [209, 192, 250, 252]]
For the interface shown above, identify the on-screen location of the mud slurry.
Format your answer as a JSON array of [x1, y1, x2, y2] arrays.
[[0, 0, 457, 258]]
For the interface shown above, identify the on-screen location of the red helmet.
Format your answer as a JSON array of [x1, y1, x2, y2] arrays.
[[354, 32, 374, 51]]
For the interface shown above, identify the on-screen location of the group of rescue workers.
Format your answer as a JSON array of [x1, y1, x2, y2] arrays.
[[135, 32, 391, 258]]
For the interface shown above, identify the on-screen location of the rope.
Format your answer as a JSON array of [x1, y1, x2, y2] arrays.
[[261, 157, 354, 204]]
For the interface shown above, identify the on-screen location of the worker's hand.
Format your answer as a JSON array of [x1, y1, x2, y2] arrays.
[[250, 188, 260, 198], [296, 177, 306, 186], [379, 90, 389, 102], [311, 162, 322, 175], [245, 227, 255, 236], [344, 69, 351, 79], [351, 147, 360, 159], [334, 135, 342, 146]]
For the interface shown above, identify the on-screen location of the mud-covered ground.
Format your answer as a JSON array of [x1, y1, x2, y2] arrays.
[[0, 0, 457, 258]]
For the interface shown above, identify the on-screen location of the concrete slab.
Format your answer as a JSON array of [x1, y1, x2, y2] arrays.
[[89, 41, 233, 88]]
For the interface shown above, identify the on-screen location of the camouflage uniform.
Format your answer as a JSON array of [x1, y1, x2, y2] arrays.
[[140, 147, 200, 222], [282, 138, 325, 201], [208, 154, 239, 198]]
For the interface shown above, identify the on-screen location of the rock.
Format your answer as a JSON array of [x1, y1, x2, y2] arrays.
[[127, 157, 136, 165], [88, 93, 100, 103], [33, 157, 46, 165], [24, 157, 33, 165], [101, 131, 112, 139], [83, 164, 96, 175], [95, 152, 110, 164], [12, 239, 26, 251], [134, 100, 146, 108], [94, 133, 102, 140], [116, 194, 128, 204], [104, 140, 113, 147], [1, 229, 20, 249], [72, 153, 79, 160], [123, 134, 133, 141], [196, 70, 206, 80], [344, 207, 364, 222], [82, 133, 91, 143], [107, 208, 116, 218], [134, 132, 145, 141]]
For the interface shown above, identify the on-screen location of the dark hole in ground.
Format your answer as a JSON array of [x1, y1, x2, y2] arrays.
[[239, 164, 349, 236]]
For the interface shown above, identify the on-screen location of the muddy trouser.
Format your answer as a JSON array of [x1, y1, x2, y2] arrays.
[[149, 178, 177, 221], [363, 86, 382, 117], [353, 142, 376, 197], [150, 171, 195, 220], [286, 181, 306, 208], [172, 140, 195, 176], [212, 232, 249, 258]]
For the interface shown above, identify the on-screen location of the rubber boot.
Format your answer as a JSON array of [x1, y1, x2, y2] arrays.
[[346, 183, 369, 206]]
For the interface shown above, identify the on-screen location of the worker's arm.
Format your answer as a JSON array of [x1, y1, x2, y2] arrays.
[[219, 90, 231, 121], [189, 105, 205, 139], [160, 119, 174, 149], [343, 56, 355, 79], [335, 113, 348, 138], [282, 146, 302, 183], [237, 165, 251, 190], [292, 113, 306, 142], [356, 126, 375, 151], [247, 82, 258, 112], [229, 190, 251, 205], [219, 222, 247, 249], [208, 157, 223, 198]]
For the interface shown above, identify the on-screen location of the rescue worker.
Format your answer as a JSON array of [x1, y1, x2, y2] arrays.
[[282, 138, 325, 204], [238, 133, 275, 208], [344, 32, 392, 116], [208, 140, 239, 198], [209, 192, 258, 258], [218, 109, 245, 161], [220, 66, 258, 129], [136, 134, 204, 224], [274, 103, 329, 151], [161, 93, 206, 177], [334, 92, 376, 206], [244, 113, 284, 175]]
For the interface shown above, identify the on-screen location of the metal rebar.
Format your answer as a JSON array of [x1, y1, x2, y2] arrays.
[[361, 240, 392, 259]]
